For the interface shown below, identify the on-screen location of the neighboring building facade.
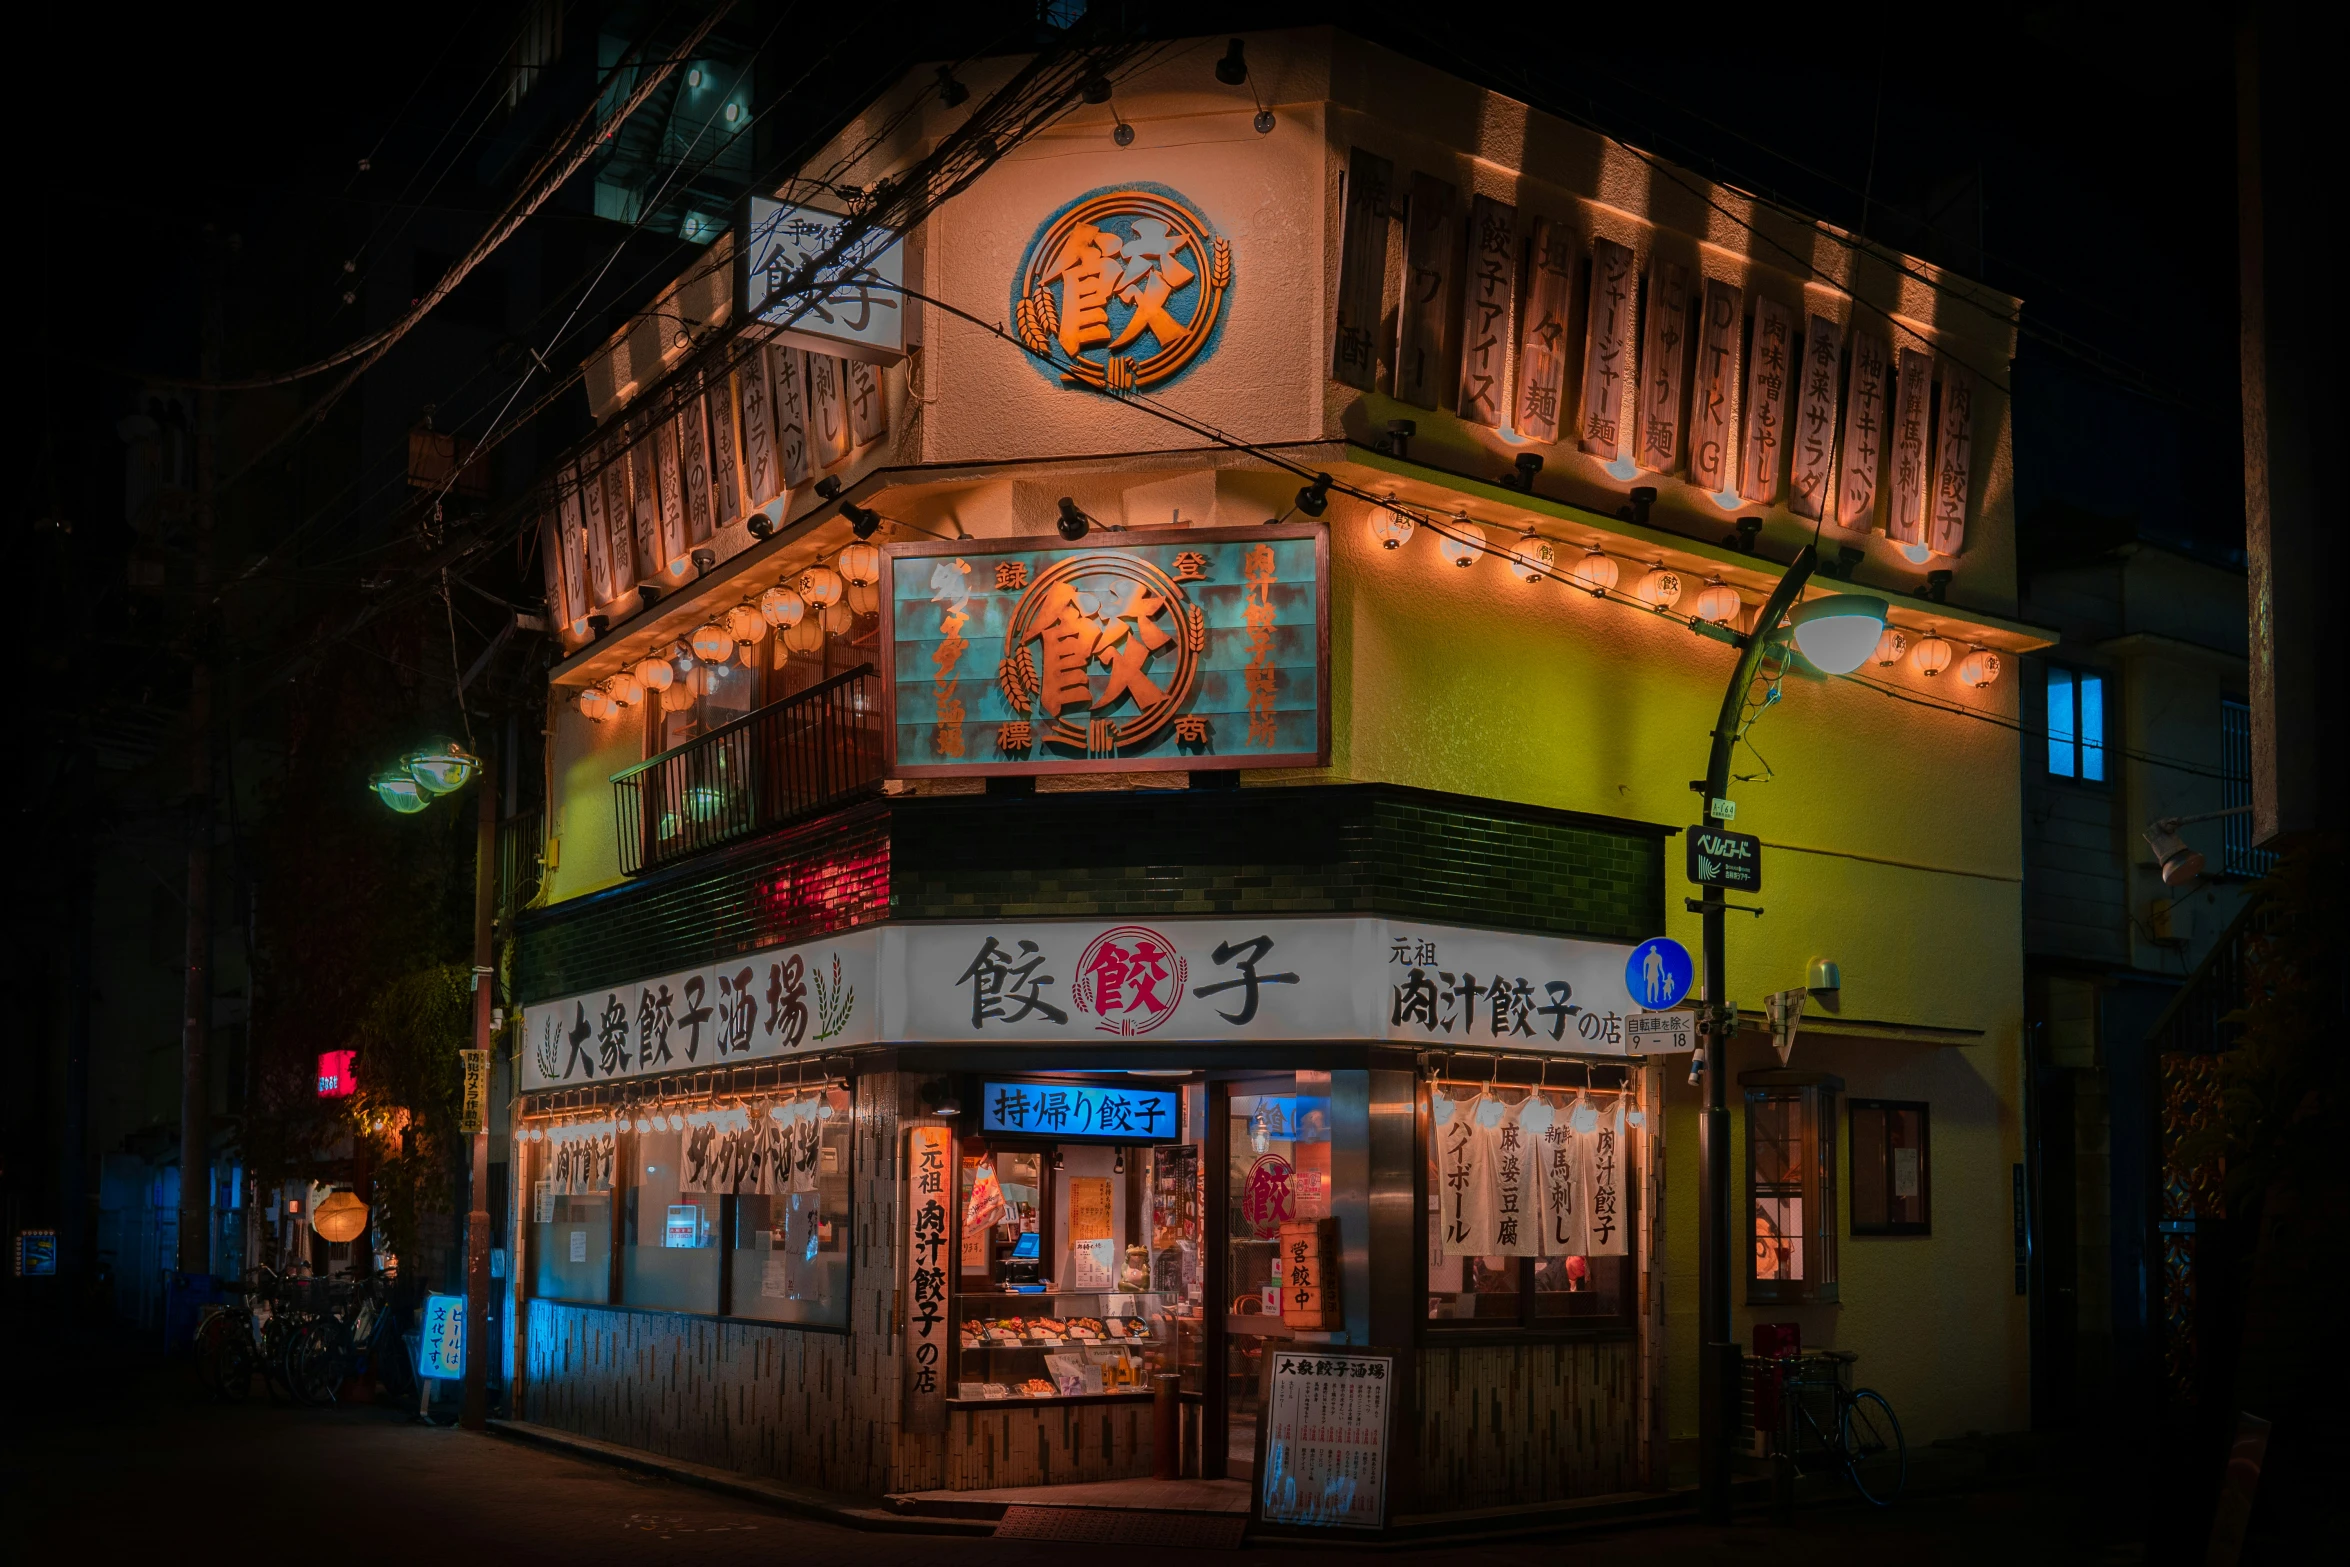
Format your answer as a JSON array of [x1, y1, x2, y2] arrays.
[[2016, 531, 2256, 1427], [504, 30, 2046, 1525]]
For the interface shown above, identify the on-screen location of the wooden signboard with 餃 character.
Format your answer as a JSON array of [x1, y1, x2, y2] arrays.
[[1279, 1217, 1342, 1329]]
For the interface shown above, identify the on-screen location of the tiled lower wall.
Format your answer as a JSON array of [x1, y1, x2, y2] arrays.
[[1417, 1339, 1640, 1510]]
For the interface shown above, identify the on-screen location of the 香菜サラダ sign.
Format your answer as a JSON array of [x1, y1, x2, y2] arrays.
[[879, 524, 1327, 776]]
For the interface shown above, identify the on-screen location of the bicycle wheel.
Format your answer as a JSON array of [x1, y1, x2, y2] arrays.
[[1841, 1388, 1906, 1505], [291, 1320, 351, 1406], [193, 1309, 230, 1398]]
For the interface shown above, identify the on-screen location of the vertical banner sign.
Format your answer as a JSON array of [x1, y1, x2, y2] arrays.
[[1788, 315, 1843, 519], [1929, 360, 1976, 557], [419, 1293, 466, 1380], [1637, 259, 1692, 473], [903, 1125, 952, 1434], [1577, 238, 1637, 459], [538, 513, 567, 634], [651, 415, 689, 571], [1332, 148, 1394, 391], [598, 438, 638, 586], [1261, 1352, 1392, 1529], [556, 479, 592, 632], [737, 354, 781, 508], [704, 374, 742, 529], [1689, 279, 1744, 495], [458, 1049, 490, 1135], [1886, 347, 1934, 546], [1835, 330, 1891, 531], [846, 358, 888, 449], [805, 354, 853, 471], [1738, 297, 1793, 504], [1512, 216, 1575, 444], [577, 460, 615, 606], [1454, 196, 1518, 429], [1394, 173, 1458, 409], [677, 380, 716, 545], [770, 345, 813, 490]]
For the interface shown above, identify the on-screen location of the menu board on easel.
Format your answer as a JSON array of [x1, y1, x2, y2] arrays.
[[1258, 1351, 1393, 1530]]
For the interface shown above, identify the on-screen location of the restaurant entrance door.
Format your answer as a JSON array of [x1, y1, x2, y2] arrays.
[[1205, 1073, 1329, 1481]]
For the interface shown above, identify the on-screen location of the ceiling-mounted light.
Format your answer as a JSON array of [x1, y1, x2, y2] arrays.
[[1056, 496, 1090, 542], [1788, 594, 1890, 676], [632, 655, 675, 693], [936, 65, 969, 107], [1957, 646, 2002, 688], [1511, 534, 1557, 584], [1438, 516, 1485, 568], [822, 600, 854, 636], [1693, 578, 1741, 623], [1370, 497, 1414, 551], [841, 501, 882, 539], [1570, 545, 1620, 596], [1216, 39, 1248, 84], [1293, 473, 1333, 518], [783, 615, 826, 655], [1911, 633, 1954, 678], [686, 67, 704, 89], [659, 675, 696, 712], [1636, 564, 1683, 610]]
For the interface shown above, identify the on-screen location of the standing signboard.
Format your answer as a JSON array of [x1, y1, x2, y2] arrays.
[[1259, 1350, 1394, 1529], [418, 1293, 466, 1380], [902, 1124, 953, 1435]]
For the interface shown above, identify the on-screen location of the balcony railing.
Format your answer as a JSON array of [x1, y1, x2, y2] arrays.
[[612, 664, 883, 877]]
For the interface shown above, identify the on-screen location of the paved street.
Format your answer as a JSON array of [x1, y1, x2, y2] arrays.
[[6, 1319, 2149, 1566]]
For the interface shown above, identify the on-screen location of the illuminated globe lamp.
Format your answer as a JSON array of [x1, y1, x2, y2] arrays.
[[800, 563, 845, 609], [1370, 500, 1415, 551], [404, 737, 480, 796], [1957, 645, 2003, 688], [1872, 626, 1910, 667], [1570, 544, 1620, 596], [632, 654, 675, 694], [1787, 593, 1890, 676], [370, 768, 432, 813], [1437, 515, 1485, 568], [1693, 577, 1742, 623], [759, 584, 806, 628], [1636, 563, 1683, 610], [690, 621, 734, 664], [1911, 632, 1955, 678], [311, 1190, 370, 1245], [1510, 534, 1557, 584]]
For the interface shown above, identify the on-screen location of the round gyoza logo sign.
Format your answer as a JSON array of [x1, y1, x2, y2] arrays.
[[1070, 923, 1189, 1036], [1013, 184, 1231, 392]]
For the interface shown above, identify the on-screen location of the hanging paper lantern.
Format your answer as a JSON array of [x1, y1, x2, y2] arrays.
[[1437, 517, 1485, 568], [823, 599, 854, 636], [1570, 545, 1620, 595], [1694, 578, 1742, 623], [1957, 646, 2002, 688], [837, 541, 882, 587], [1911, 633, 1954, 677], [759, 584, 806, 628], [1370, 505, 1415, 551], [1636, 564, 1683, 609], [1510, 535, 1557, 583], [1872, 626, 1910, 667], [846, 580, 879, 615], [574, 686, 614, 722], [310, 1190, 370, 1244], [632, 654, 674, 692], [724, 602, 767, 647], [604, 671, 643, 709], [690, 622, 733, 663], [659, 674, 697, 712], [783, 614, 826, 655], [800, 564, 844, 608]]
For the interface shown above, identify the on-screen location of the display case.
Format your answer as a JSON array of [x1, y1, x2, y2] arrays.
[[953, 1289, 1191, 1402]]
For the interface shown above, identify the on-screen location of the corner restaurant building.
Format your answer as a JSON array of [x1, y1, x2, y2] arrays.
[[506, 30, 2048, 1527]]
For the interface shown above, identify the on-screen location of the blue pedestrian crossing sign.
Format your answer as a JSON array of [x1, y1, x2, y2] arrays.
[[1626, 938, 1694, 1011]]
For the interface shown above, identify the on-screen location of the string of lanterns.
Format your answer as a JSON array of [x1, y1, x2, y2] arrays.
[[1375, 501, 2003, 690], [573, 542, 888, 722]]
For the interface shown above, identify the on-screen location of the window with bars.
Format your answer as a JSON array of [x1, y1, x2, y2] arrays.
[[2220, 698, 2275, 877], [2045, 665, 2107, 781]]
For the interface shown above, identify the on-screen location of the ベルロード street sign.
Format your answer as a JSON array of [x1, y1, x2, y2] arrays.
[[1686, 825, 1762, 891]]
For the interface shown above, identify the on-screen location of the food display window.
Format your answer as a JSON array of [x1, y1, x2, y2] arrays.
[[950, 1078, 1203, 1402]]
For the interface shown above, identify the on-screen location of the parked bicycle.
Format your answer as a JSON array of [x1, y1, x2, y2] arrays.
[[288, 1272, 413, 1407], [1768, 1349, 1906, 1506], [193, 1266, 284, 1404]]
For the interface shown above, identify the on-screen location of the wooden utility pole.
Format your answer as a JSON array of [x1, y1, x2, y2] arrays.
[[177, 231, 221, 1278], [462, 747, 497, 1428]]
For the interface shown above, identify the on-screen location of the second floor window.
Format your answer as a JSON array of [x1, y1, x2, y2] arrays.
[[2046, 666, 2106, 781]]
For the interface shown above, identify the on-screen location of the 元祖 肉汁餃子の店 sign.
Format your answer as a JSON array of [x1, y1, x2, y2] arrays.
[[879, 525, 1327, 778], [518, 918, 1646, 1088]]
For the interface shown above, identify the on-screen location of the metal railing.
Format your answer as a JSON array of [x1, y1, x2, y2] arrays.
[[497, 810, 544, 926], [611, 664, 883, 876]]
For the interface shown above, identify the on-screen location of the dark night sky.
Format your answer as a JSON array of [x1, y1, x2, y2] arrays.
[[27, 2, 2246, 564]]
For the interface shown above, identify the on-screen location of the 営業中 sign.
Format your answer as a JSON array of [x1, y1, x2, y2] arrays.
[[880, 525, 1328, 778], [1686, 825, 1762, 892], [417, 1293, 465, 1381], [1261, 1351, 1393, 1529]]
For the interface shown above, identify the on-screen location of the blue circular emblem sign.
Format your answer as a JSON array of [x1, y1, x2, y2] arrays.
[[1012, 183, 1231, 393], [1625, 937, 1694, 1012]]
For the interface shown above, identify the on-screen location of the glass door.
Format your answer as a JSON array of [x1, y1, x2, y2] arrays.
[[1208, 1073, 1326, 1482]]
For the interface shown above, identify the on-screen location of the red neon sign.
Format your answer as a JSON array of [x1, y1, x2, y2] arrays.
[[316, 1050, 357, 1098]]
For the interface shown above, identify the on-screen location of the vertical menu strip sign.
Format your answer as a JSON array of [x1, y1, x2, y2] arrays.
[[904, 1124, 952, 1433], [652, 413, 689, 571], [1578, 237, 1637, 459], [1738, 296, 1794, 504], [705, 373, 743, 529], [806, 353, 854, 471], [846, 357, 888, 449], [1689, 278, 1744, 496], [578, 459, 615, 605], [770, 345, 812, 490], [737, 354, 780, 508], [677, 377, 716, 545], [555, 478, 591, 633], [1886, 347, 1934, 546], [1787, 315, 1843, 520], [1835, 330, 1891, 532], [537, 512, 567, 636], [1261, 1352, 1392, 1529], [597, 437, 637, 587], [1513, 216, 1575, 445], [1393, 173, 1458, 409], [1332, 148, 1394, 391], [1636, 259, 1692, 473], [1455, 196, 1518, 429], [1928, 360, 1977, 557]]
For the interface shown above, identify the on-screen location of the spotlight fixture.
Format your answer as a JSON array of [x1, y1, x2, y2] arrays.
[[1384, 418, 1416, 459], [1056, 496, 1091, 541], [1215, 38, 1248, 85], [2143, 820, 2204, 889], [1293, 473, 1333, 518], [1628, 486, 1657, 525], [1506, 452, 1544, 491], [813, 475, 843, 501], [1080, 72, 1112, 105], [841, 501, 881, 539], [746, 511, 775, 540], [690, 547, 716, 576], [1726, 517, 1762, 554], [936, 65, 968, 107]]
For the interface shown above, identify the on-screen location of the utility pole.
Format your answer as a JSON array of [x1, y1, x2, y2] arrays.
[[178, 229, 222, 1280], [1696, 544, 1818, 1524], [462, 746, 497, 1429]]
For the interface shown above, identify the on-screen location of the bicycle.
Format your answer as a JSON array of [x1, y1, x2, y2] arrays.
[[290, 1273, 410, 1406], [1770, 1349, 1906, 1506], [194, 1266, 286, 1404]]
